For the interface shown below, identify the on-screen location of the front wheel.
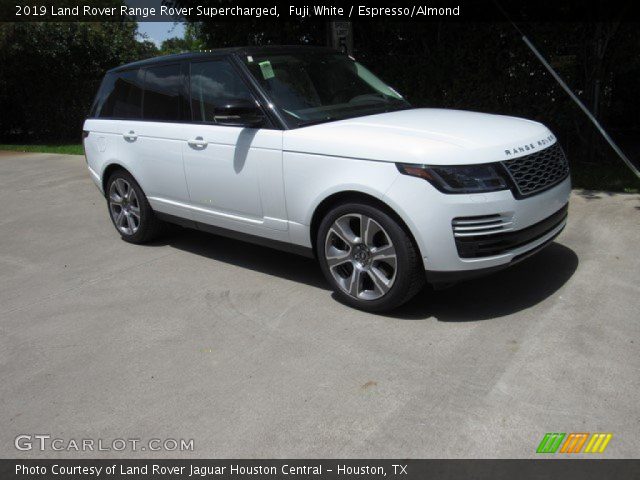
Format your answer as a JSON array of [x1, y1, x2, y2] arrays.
[[317, 203, 425, 312]]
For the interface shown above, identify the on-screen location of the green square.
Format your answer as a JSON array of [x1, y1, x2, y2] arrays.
[[259, 60, 275, 80]]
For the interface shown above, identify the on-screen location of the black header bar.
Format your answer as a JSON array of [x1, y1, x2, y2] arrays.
[[2, 0, 638, 22]]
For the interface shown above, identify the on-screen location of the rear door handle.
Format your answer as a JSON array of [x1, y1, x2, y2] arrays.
[[187, 136, 208, 148], [123, 130, 137, 141]]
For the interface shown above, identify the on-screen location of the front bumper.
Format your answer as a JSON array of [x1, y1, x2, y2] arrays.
[[454, 203, 567, 259], [383, 174, 571, 279], [426, 220, 565, 285]]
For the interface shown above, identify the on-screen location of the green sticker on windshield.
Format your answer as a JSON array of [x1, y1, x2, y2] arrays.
[[259, 60, 275, 79]]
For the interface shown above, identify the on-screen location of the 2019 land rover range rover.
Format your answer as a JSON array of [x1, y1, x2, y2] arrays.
[[83, 46, 571, 312]]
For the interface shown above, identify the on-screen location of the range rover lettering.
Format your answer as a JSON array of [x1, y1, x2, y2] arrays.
[[83, 46, 571, 312]]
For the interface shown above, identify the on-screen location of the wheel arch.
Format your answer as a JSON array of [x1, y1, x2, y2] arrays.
[[309, 190, 424, 261], [101, 163, 141, 196]]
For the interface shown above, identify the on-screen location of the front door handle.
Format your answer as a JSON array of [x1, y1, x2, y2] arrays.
[[187, 136, 208, 148], [123, 130, 137, 141]]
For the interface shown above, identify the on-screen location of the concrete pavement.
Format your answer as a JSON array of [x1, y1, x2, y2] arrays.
[[0, 152, 638, 458]]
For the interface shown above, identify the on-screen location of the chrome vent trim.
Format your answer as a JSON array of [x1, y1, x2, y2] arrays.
[[452, 213, 514, 238]]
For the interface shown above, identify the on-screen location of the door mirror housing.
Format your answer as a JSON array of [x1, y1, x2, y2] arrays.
[[213, 99, 265, 128]]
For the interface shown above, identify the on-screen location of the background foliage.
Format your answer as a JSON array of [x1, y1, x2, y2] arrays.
[[352, 22, 640, 166], [0, 22, 156, 142], [0, 15, 638, 189]]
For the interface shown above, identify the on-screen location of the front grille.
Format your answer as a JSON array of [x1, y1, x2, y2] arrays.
[[455, 204, 568, 258], [501, 143, 569, 197]]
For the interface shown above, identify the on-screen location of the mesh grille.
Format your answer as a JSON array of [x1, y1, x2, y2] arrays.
[[501, 143, 569, 197]]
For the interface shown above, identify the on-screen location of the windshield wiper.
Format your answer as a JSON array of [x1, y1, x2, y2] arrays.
[[383, 103, 412, 113], [297, 116, 337, 127], [352, 93, 409, 105]]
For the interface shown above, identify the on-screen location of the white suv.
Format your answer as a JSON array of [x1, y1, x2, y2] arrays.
[[84, 46, 570, 311]]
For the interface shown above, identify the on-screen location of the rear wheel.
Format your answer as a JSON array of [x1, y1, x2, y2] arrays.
[[106, 170, 164, 244], [317, 202, 425, 312]]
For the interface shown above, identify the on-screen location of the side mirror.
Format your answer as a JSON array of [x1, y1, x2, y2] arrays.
[[213, 99, 265, 128]]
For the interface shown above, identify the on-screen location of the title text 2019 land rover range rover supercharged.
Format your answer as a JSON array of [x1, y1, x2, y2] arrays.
[[83, 46, 570, 312]]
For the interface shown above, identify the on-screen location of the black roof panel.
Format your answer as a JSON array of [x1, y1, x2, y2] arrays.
[[108, 45, 339, 73]]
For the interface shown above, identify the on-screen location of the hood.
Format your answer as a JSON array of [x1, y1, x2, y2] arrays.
[[282, 108, 557, 165]]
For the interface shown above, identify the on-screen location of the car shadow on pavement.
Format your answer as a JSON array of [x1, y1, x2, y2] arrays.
[[157, 228, 578, 322], [160, 227, 329, 290], [388, 242, 579, 322]]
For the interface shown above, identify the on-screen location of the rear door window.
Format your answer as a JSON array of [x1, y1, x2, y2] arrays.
[[189, 60, 254, 124], [142, 64, 183, 122]]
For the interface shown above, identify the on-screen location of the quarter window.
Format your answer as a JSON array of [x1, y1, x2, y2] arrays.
[[190, 60, 254, 123], [97, 69, 143, 119]]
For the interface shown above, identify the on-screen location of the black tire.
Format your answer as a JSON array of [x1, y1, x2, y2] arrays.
[[316, 202, 425, 312], [105, 169, 165, 244]]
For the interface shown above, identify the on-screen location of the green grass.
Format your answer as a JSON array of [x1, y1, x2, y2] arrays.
[[0, 144, 83, 155]]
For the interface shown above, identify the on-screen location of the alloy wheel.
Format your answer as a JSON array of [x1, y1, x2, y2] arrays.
[[108, 178, 141, 235], [324, 213, 397, 300]]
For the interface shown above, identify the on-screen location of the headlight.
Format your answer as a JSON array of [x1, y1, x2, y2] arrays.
[[396, 163, 509, 194]]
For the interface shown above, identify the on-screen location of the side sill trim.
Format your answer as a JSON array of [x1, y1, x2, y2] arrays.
[[155, 212, 315, 259]]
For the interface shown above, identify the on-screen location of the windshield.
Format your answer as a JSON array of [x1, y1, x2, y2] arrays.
[[242, 51, 411, 127]]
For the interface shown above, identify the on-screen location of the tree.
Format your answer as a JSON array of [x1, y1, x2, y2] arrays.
[[0, 22, 157, 142], [168, 0, 326, 47], [160, 24, 205, 54]]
